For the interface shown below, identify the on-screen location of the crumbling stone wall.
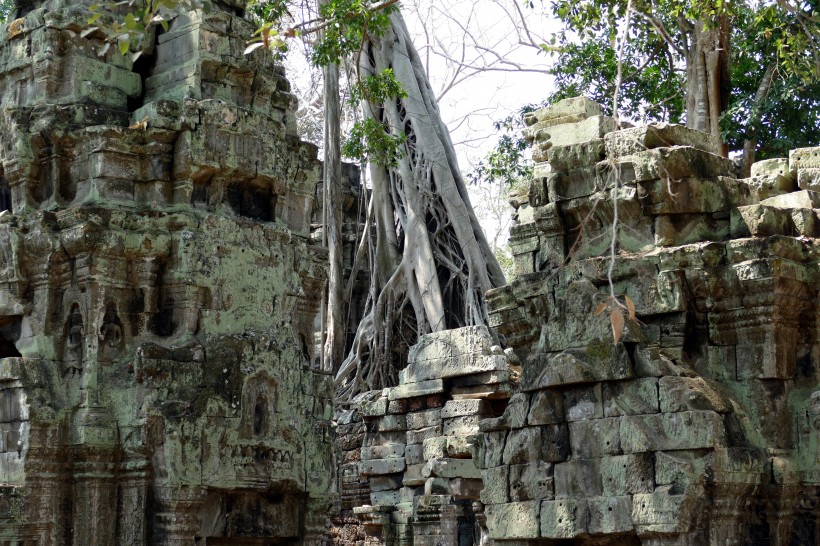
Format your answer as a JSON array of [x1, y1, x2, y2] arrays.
[[484, 97, 819, 544], [336, 97, 819, 546], [0, 1, 333, 544]]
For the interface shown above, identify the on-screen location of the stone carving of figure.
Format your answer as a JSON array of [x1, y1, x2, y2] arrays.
[[64, 303, 84, 374], [100, 302, 123, 347]]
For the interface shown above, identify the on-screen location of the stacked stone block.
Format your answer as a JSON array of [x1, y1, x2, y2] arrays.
[[483, 97, 819, 544], [0, 2, 332, 545], [335, 326, 512, 546]]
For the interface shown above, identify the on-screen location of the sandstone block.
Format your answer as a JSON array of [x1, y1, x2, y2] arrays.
[[547, 139, 606, 171], [605, 124, 720, 157], [789, 146, 820, 170], [587, 496, 634, 534], [443, 415, 482, 436], [569, 417, 621, 458], [440, 399, 491, 419], [658, 376, 731, 413], [446, 435, 474, 458], [503, 425, 569, 465], [554, 459, 603, 498], [638, 177, 731, 214], [524, 97, 603, 127], [797, 167, 820, 190], [486, 501, 541, 539], [509, 461, 554, 502], [751, 157, 792, 178], [361, 444, 405, 460], [480, 465, 510, 504], [613, 146, 736, 182], [730, 204, 794, 237], [473, 430, 507, 469], [603, 377, 659, 416], [405, 409, 442, 430], [404, 444, 424, 465], [450, 478, 483, 499], [524, 344, 634, 391], [388, 379, 444, 400], [547, 165, 602, 202], [527, 390, 564, 425], [620, 411, 726, 453], [540, 499, 588, 539], [359, 457, 406, 476], [654, 213, 729, 246], [402, 463, 426, 487], [632, 485, 689, 533], [601, 453, 655, 495], [422, 458, 481, 480], [760, 189, 820, 209], [563, 384, 603, 421], [406, 424, 443, 444]]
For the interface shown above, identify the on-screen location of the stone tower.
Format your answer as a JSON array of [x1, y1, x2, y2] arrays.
[[0, 1, 333, 544]]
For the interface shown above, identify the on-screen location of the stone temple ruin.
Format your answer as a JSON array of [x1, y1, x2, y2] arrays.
[[0, 1, 817, 545]]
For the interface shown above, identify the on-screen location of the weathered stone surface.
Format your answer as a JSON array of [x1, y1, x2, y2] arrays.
[[658, 376, 732, 413], [524, 344, 634, 390], [485, 501, 541, 539], [540, 499, 588, 539], [751, 157, 792, 178], [508, 462, 554, 502], [359, 458, 406, 476], [388, 379, 445, 401], [601, 453, 655, 495], [568, 417, 621, 458], [603, 378, 659, 416], [503, 425, 569, 464], [527, 390, 565, 425], [587, 496, 634, 534], [605, 124, 721, 157], [620, 411, 726, 453]]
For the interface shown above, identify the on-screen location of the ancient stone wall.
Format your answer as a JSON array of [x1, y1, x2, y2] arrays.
[[336, 97, 819, 546], [484, 97, 819, 544], [0, 2, 333, 544]]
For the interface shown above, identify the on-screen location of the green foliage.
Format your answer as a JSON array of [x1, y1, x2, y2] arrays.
[[543, 0, 820, 152], [0, 0, 13, 23], [88, 0, 207, 58], [342, 117, 407, 167], [311, 0, 396, 66], [469, 106, 538, 187], [349, 69, 407, 105]]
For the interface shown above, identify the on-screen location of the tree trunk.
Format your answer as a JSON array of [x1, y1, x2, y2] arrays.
[[740, 63, 778, 177], [334, 11, 505, 398], [320, 0, 345, 372], [685, 16, 731, 154]]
